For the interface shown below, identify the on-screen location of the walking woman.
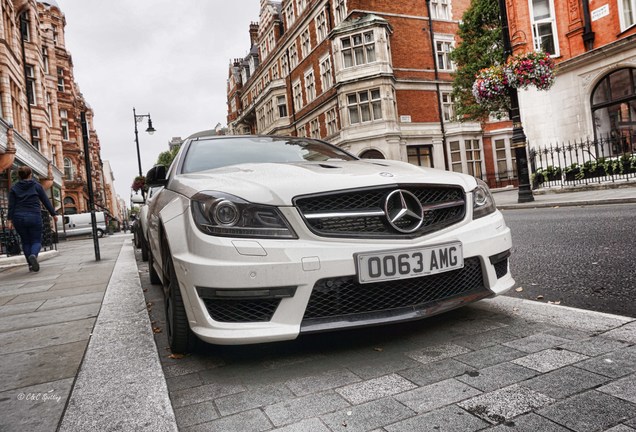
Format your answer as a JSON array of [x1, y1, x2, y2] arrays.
[[7, 166, 58, 272]]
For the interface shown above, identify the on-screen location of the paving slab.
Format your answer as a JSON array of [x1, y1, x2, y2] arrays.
[[264, 390, 350, 427], [455, 362, 539, 392], [576, 346, 636, 378], [454, 344, 527, 369], [384, 405, 489, 432], [0, 302, 100, 333], [395, 378, 482, 413], [598, 373, 636, 404], [335, 373, 417, 405], [183, 409, 272, 432], [521, 365, 611, 399], [486, 412, 571, 431], [538, 390, 636, 432], [511, 348, 589, 373], [320, 397, 415, 432], [0, 317, 94, 354]]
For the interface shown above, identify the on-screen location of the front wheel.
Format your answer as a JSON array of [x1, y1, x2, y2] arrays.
[[163, 245, 196, 354], [140, 235, 149, 262], [96, 228, 104, 238]]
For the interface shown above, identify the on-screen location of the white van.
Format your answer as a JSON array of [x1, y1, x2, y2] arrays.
[[57, 211, 107, 238]]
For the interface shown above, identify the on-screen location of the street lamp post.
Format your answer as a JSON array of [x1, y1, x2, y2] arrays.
[[132, 107, 156, 177], [498, 0, 534, 203]]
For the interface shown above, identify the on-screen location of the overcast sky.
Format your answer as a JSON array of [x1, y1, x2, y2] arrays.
[[59, 0, 259, 202]]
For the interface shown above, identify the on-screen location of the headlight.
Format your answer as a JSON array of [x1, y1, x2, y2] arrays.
[[191, 191, 297, 239], [472, 179, 496, 219]]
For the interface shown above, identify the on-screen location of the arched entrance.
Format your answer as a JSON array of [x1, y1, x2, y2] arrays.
[[591, 67, 636, 155], [63, 196, 77, 214], [359, 149, 385, 159]]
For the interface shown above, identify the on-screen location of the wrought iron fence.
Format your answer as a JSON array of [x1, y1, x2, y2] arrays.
[[529, 136, 636, 189], [478, 170, 518, 190], [0, 208, 57, 258]]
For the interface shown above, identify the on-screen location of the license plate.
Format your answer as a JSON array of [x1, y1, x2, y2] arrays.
[[355, 242, 463, 284]]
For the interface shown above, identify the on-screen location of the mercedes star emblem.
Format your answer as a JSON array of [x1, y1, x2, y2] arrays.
[[384, 189, 425, 233]]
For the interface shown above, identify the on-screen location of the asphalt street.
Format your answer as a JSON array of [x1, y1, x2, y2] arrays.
[[503, 203, 636, 317]]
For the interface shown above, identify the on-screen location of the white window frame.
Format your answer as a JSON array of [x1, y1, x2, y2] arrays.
[[434, 37, 455, 71], [57, 67, 65, 92], [347, 88, 382, 125], [26, 65, 36, 105], [341, 31, 377, 68], [619, 0, 636, 30], [271, 64, 279, 80], [31, 127, 40, 150], [320, 55, 333, 91], [334, 0, 347, 25], [441, 92, 455, 122], [326, 107, 338, 136], [528, 0, 560, 56], [301, 28, 311, 57], [285, 3, 295, 27], [296, 0, 307, 15], [493, 138, 517, 180], [63, 157, 73, 179], [60, 109, 69, 140], [42, 46, 49, 74], [281, 54, 289, 76], [289, 43, 299, 69], [268, 30, 276, 55], [304, 69, 316, 102], [292, 79, 303, 111], [310, 118, 320, 138], [465, 139, 483, 178], [431, 0, 451, 20], [297, 124, 307, 137], [315, 10, 328, 43], [277, 95, 288, 118]]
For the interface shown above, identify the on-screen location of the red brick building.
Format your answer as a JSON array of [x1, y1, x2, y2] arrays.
[[505, 0, 636, 154], [227, 0, 521, 186]]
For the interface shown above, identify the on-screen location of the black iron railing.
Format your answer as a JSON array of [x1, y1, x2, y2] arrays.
[[529, 136, 636, 189], [0, 208, 57, 258]]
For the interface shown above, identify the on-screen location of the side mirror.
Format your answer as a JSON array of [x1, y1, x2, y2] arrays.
[[131, 194, 145, 204], [146, 165, 167, 187]]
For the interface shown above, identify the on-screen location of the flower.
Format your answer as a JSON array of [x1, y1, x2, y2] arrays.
[[472, 65, 511, 112], [131, 175, 146, 192], [504, 51, 555, 91]]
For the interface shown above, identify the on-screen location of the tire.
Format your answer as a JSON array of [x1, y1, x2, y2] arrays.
[[147, 244, 161, 285], [140, 236, 149, 262], [96, 228, 104, 238], [163, 244, 196, 354]]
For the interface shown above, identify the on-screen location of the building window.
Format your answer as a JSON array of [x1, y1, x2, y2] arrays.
[[310, 118, 320, 138], [63, 157, 73, 180], [450, 141, 462, 172], [591, 67, 636, 155], [42, 47, 49, 74], [19, 12, 29, 41], [347, 88, 382, 124], [334, 0, 347, 25], [57, 67, 65, 92], [305, 70, 316, 102], [266, 99, 275, 125], [31, 128, 40, 150], [619, 0, 636, 30], [257, 107, 266, 130], [435, 39, 454, 71], [268, 30, 276, 56], [315, 10, 328, 43], [26, 65, 36, 105], [277, 95, 288, 118], [465, 139, 483, 177], [320, 56, 333, 91], [281, 55, 289, 76], [271, 64, 279, 80], [60, 109, 69, 140], [292, 80, 303, 111], [296, 0, 307, 15], [341, 31, 376, 68], [289, 43, 298, 69], [494, 138, 517, 179], [297, 124, 307, 137], [441, 92, 455, 121], [326, 107, 338, 136], [430, 0, 451, 19], [301, 28, 311, 57], [285, 3, 295, 27], [408, 146, 434, 168], [52, 25, 58, 45], [46, 92, 52, 119], [529, 0, 559, 56]]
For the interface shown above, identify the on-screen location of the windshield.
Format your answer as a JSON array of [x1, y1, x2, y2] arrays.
[[180, 136, 357, 174]]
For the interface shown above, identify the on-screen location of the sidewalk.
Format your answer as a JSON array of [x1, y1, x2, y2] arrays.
[[0, 185, 634, 431]]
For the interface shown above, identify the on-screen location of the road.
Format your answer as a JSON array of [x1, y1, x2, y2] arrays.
[[502, 203, 636, 318]]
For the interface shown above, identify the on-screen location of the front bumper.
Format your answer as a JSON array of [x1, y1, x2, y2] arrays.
[[164, 207, 514, 345]]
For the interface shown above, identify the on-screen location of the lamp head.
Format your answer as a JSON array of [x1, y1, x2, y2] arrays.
[[146, 118, 156, 135]]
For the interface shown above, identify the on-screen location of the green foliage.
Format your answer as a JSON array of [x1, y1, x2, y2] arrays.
[[156, 146, 180, 168], [450, 0, 506, 121]]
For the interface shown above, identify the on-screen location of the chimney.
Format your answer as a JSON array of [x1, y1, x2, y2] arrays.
[[249, 22, 260, 46]]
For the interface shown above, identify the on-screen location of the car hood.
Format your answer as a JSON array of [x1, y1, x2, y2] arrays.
[[170, 159, 478, 205]]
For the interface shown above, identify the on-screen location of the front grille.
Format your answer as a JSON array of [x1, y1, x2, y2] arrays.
[[202, 298, 280, 322], [302, 257, 485, 321], [494, 258, 508, 279], [294, 185, 465, 238]]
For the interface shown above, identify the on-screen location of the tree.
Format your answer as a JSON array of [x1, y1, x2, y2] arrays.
[[156, 145, 180, 167], [450, 0, 506, 121]]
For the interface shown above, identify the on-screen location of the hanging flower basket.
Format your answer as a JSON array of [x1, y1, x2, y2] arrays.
[[131, 175, 146, 192], [472, 65, 511, 112], [472, 51, 555, 112], [504, 51, 555, 91]]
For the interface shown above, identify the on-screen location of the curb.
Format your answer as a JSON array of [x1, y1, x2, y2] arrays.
[[59, 242, 178, 432], [497, 197, 636, 210]]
